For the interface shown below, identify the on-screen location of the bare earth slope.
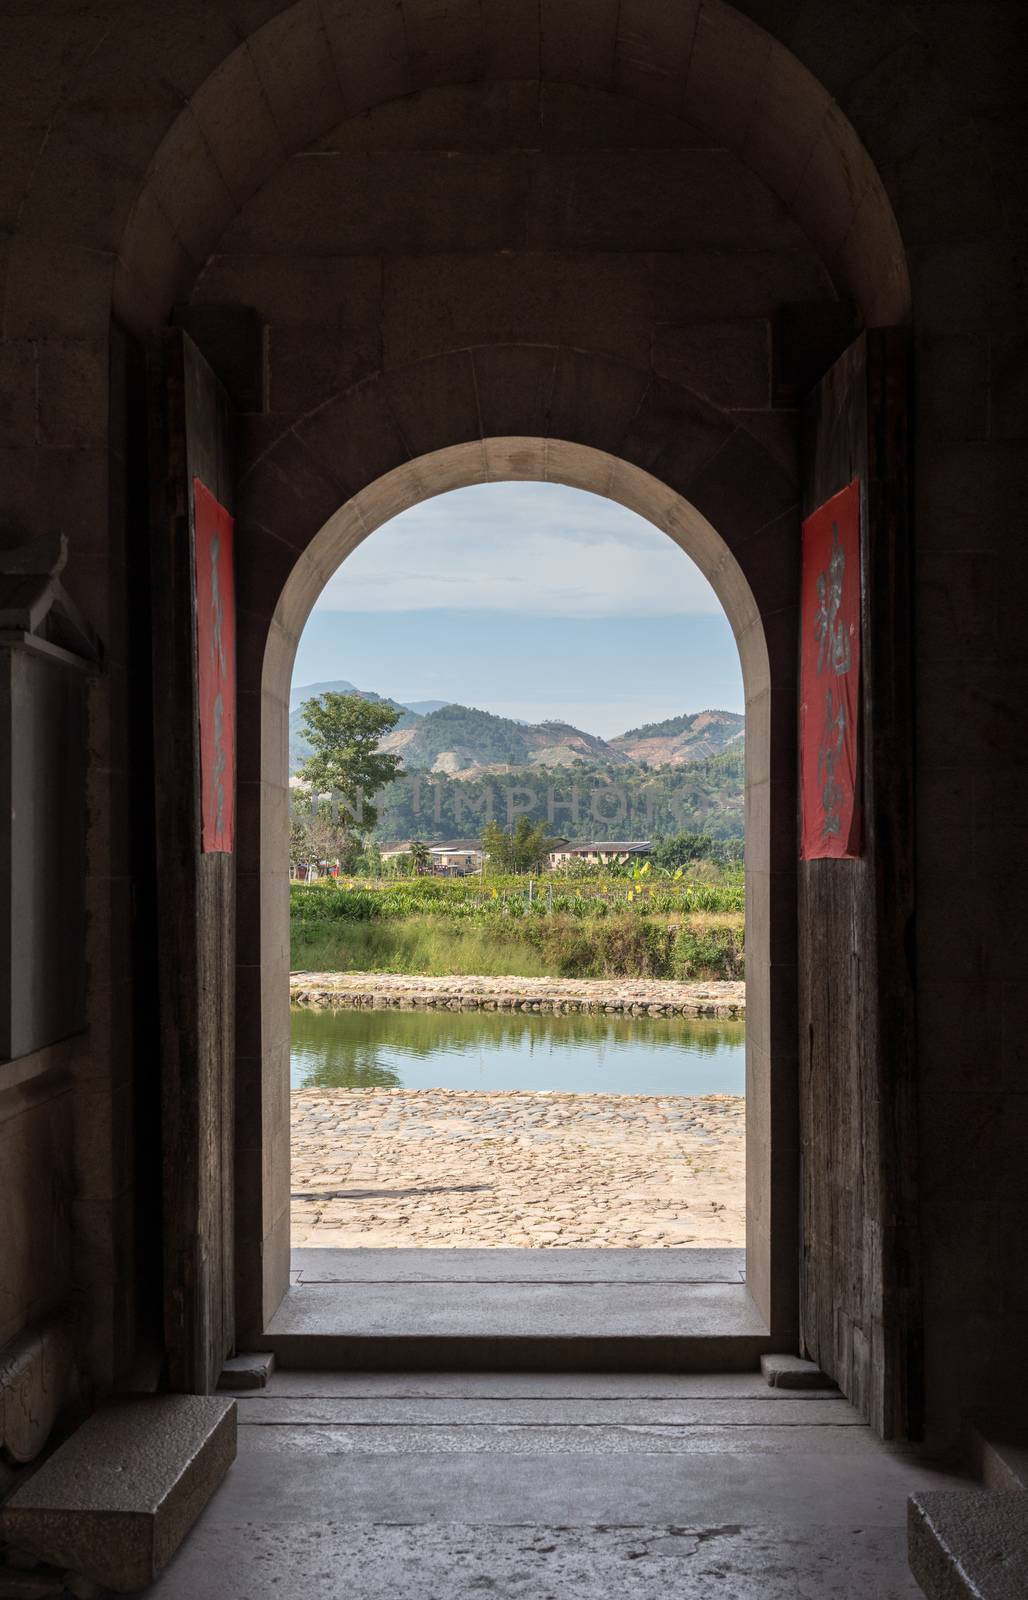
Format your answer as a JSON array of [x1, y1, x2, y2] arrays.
[[609, 709, 744, 768]]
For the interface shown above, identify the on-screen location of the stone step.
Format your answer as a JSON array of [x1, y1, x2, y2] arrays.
[[217, 1352, 275, 1392], [908, 1489, 1028, 1600], [263, 1279, 777, 1372], [0, 1396, 236, 1594], [761, 1353, 838, 1391]]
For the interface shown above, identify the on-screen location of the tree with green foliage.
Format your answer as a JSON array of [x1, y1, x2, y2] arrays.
[[295, 693, 403, 847], [482, 816, 558, 874], [409, 839, 431, 875], [289, 790, 354, 871], [652, 832, 744, 872]]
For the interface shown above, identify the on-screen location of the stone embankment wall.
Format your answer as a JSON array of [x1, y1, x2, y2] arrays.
[[289, 973, 745, 1019]]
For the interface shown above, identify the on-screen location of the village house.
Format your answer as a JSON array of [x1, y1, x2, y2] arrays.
[[546, 840, 654, 869], [378, 842, 414, 865], [379, 842, 485, 875], [429, 843, 484, 875]]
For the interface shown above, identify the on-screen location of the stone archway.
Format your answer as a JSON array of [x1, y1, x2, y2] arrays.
[[89, 3, 911, 1398], [233, 374, 799, 1344], [4, 0, 918, 1401], [4, 0, 1024, 1453], [110, 0, 909, 334]]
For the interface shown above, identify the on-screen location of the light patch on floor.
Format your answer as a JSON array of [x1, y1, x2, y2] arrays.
[[291, 1089, 744, 1247]]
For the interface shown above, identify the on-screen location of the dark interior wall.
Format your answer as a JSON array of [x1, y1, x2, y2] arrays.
[[907, 138, 1028, 1441]]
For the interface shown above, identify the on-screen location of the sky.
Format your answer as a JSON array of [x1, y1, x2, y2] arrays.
[[290, 483, 744, 739]]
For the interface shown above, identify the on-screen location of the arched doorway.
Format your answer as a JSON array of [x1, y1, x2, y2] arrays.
[[106, 1, 915, 1428], [238, 426, 797, 1350]]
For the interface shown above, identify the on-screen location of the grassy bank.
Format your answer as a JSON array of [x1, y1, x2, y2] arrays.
[[290, 878, 745, 980], [292, 916, 553, 978]]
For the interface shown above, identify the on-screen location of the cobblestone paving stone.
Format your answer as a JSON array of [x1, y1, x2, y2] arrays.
[[291, 1089, 745, 1248], [290, 973, 745, 1016]]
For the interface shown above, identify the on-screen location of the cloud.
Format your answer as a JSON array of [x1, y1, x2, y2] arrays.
[[312, 482, 722, 616]]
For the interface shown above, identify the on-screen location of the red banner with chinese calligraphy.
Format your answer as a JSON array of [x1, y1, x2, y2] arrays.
[[799, 479, 862, 860], [193, 478, 236, 853]]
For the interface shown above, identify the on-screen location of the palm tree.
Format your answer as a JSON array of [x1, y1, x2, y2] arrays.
[[410, 839, 431, 876]]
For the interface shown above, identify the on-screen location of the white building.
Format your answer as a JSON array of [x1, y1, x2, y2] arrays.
[[546, 840, 653, 869]]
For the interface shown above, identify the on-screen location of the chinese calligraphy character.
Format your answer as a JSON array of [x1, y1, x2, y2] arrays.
[[817, 686, 847, 837], [813, 521, 853, 844], [210, 533, 227, 839], [813, 521, 852, 678], [800, 478, 860, 859]]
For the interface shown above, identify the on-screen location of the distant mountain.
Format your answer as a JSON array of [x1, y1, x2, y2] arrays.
[[610, 709, 744, 768], [400, 699, 450, 716], [288, 683, 744, 786], [290, 678, 360, 710], [378, 703, 633, 777]]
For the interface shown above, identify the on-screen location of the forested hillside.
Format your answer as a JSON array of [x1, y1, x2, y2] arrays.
[[290, 685, 745, 843], [373, 746, 744, 843], [379, 703, 629, 775]]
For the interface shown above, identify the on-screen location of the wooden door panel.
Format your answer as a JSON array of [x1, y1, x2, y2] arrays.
[[799, 330, 919, 1438]]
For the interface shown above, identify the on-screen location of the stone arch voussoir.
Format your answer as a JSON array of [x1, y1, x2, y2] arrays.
[[100, 0, 909, 335]]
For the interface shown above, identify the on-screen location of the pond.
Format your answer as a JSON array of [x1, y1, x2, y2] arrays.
[[290, 1005, 746, 1096]]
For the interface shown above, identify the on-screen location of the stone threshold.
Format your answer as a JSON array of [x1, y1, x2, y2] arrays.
[[262, 1249, 771, 1374], [289, 972, 745, 1018], [263, 1282, 773, 1374]]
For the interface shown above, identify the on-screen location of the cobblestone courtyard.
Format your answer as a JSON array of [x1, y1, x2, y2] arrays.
[[291, 1088, 745, 1249]]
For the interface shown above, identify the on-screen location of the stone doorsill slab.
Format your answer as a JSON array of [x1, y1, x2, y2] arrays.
[[290, 1246, 746, 1285], [264, 1275, 775, 1373]]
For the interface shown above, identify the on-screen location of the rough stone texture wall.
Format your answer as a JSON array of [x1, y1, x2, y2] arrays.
[[0, 0, 1022, 1442]]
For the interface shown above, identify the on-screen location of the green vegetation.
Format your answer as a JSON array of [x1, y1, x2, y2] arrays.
[[292, 910, 742, 981], [290, 692, 403, 869], [615, 709, 733, 741], [289, 872, 745, 980], [295, 692, 403, 825], [393, 703, 533, 767], [481, 817, 558, 874], [652, 832, 744, 871], [286, 691, 747, 977], [292, 917, 554, 979], [372, 746, 744, 843], [288, 680, 420, 769], [289, 871, 743, 921]]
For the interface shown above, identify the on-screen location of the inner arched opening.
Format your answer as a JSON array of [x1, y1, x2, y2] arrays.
[[287, 478, 747, 1254], [254, 439, 791, 1347]]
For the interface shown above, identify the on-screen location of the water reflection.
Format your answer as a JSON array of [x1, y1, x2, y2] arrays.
[[291, 1005, 745, 1097]]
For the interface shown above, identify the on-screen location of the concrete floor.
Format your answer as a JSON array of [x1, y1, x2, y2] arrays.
[[144, 1369, 969, 1598]]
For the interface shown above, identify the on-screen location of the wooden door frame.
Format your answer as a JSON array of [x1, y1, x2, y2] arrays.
[[148, 330, 237, 1394]]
